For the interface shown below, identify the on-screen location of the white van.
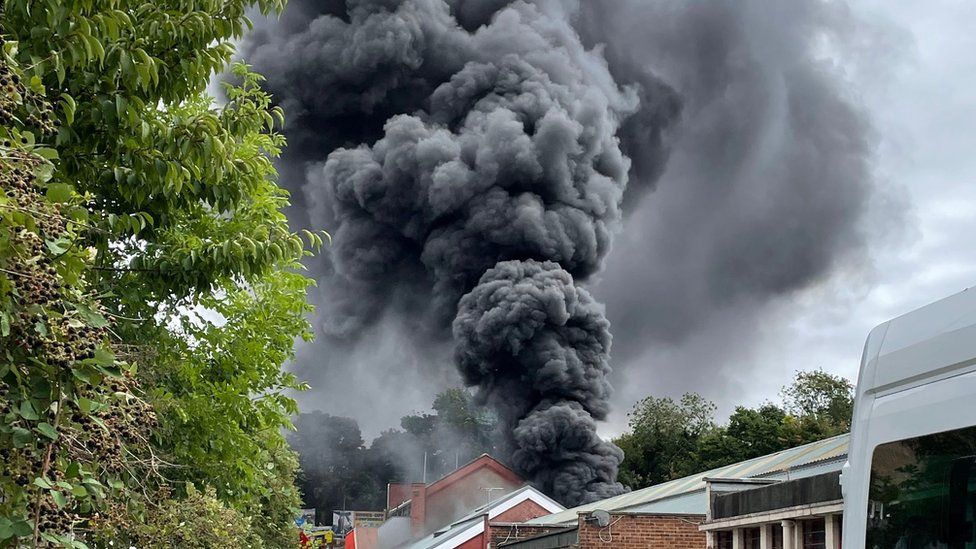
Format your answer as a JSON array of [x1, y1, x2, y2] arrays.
[[842, 287, 976, 548]]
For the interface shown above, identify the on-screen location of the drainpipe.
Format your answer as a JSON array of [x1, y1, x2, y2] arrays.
[[483, 513, 490, 549]]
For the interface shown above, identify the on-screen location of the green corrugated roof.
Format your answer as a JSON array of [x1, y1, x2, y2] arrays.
[[530, 433, 849, 525]]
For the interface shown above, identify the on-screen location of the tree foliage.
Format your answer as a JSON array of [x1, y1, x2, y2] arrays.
[[614, 393, 716, 487], [615, 369, 855, 488], [0, 0, 322, 546], [290, 389, 497, 521]]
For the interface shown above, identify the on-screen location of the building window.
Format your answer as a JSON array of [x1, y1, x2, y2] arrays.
[[771, 524, 784, 549], [866, 425, 976, 548], [717, 530, 733, 549], [744, 527, 761, 549], [802, 518, 826, 549]]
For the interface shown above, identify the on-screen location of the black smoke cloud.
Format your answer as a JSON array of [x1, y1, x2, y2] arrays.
[[454, 260, 624, 503], [241, 0, 884, 505], [571, 1, 883, 404], [243, 0, 676, 505]]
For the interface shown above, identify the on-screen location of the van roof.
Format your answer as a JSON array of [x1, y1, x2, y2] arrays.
[[860, 286, 976, 395]]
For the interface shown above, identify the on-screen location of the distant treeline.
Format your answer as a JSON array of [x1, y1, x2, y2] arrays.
[[614, 370, 853, 488], [288, 388, 497, 517], [290, 369, 853, 518]]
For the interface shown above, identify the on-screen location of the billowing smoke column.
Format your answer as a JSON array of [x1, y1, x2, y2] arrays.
[[454, 260, 623, 502], [243, 0, 678, 504], [242, 0, 885, 506]]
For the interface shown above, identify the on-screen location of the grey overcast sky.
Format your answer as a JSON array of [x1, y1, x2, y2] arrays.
[[599, 0, 976, 435]]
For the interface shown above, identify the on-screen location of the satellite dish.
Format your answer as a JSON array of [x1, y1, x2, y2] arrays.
[[591, 509, 611, 528]]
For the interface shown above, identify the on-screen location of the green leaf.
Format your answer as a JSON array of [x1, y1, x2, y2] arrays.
[[19, 400, 38, 421], [29, 74, 44, 94], [60, 94, 76, 125], [11, 519, 33, 537], [92, 346, 114, 366], [32, 160, 54, 183], [11, 427, 32, 447], [71, 367, 93, 384], [36, 422, 58, 440], [34, 477, 52, 489], [76, 397, 92, 414], [51, 491, 67, 508], [45, 237, 71, 255], [73, 303, 108, 328], [33, 147, 59, 160], [46, 183, 74, 203]]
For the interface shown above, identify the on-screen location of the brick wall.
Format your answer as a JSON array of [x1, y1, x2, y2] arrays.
[[577, 513, 706, 549], [424, 468, 522, 532], [457, 534, 485, 549], [409, 485, 427, 537], [494, 500, 551, 523], [387, 483, 417, 511]]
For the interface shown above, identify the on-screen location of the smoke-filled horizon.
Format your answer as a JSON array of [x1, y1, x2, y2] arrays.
[[241, 0, 888, 505]]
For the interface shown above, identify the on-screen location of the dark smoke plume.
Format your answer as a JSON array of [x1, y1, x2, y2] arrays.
[[242, 0, 886, 505], [570, 1, 886, 412], [454, 260, 624, 503], [243, 0, 678, 504]]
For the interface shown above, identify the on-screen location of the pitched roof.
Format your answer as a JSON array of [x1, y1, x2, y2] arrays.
[[425, 454, 524, 497], [529, 433, 850, 525], [409, 485, 564, 549]]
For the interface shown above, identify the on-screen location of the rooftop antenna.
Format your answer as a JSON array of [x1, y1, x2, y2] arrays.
[[481, 487, 504, 511]]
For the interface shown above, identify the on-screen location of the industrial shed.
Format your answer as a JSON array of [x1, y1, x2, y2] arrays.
[[505, 434, 849, 549]]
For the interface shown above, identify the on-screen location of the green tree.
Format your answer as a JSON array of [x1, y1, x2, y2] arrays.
[[614, 393, 717, 486], [616, 370, 855, 490], [1, 0, 322, 545], [288, 413, 389, 516], [287, 389, 499, 520], [697, 403, 789, 469], [401, 388, 497, 479], [781, 369, 854, 436]]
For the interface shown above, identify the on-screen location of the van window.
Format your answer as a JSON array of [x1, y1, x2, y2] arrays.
[[865, 425, 976, 549]]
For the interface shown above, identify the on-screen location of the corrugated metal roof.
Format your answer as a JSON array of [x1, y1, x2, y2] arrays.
[[623, 491, 706, 514], [530, 433, 849, 525]]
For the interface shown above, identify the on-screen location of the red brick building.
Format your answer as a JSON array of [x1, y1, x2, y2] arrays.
[[386, 454, 527, 538], [375, 454, 563, 548], [497, 511, 706, 549], [408, 485, 564, 549], [575, 513, 705, 548]]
